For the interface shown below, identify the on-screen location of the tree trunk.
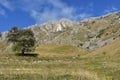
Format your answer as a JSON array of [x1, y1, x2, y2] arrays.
[[22, 49, 25, 55]]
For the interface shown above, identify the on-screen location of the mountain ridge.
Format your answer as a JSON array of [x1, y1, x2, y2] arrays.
[[0, 11, 120, 52]]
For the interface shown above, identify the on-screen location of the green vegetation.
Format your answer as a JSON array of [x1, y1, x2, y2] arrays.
[[0, 43, 119, 80], [0, 44, 100, 80], [84, 38, 120, 80], [7, 26, 19, 43], [7, 27, 36, 54], [0, 12, 120, 80]]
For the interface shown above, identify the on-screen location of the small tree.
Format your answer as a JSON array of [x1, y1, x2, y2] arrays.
[[7, 27, 36, 54]]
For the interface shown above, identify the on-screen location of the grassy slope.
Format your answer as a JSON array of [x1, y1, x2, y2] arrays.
[[35, 44, 88, 58], [0, 44, 101, 80], [86, 38, 120, 60], [0, 41, 120, 80], [0, 41, 8, 52], [83, 38, 120, 80]]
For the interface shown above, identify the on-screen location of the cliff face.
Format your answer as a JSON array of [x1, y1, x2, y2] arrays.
[[29, 12, 120, 50], [1, 11, 120, 52]]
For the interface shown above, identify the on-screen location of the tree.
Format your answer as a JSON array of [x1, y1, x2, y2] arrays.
[[7, 26, 19, 44], [7, 27, 36, 54]]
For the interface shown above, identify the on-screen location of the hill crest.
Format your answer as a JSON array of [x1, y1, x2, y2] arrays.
[[0, 11, 120, 52]]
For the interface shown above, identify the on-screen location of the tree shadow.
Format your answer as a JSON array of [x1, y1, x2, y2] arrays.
[[15, 53, 38, 57]]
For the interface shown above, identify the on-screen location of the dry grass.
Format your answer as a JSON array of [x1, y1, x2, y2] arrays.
[[83, 38, 120, 80], [85, 38, 120, 59], [0, 68, 100, 80], [0, 41, 8, 51], [0, 44, 101, 80], [0, 43, 120, 80], [35, 44, 87, 58]]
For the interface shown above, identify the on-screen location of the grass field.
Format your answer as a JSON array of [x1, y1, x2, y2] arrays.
[[0, 43, 120, 80]]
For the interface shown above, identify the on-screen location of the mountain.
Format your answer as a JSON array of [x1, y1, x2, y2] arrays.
[[29, 11, 120, 50], [86, 38, 120, 60], [0, 11, 120, 52]]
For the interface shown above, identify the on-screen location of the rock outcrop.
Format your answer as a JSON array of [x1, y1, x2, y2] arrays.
[[1, 11, 120, 51]]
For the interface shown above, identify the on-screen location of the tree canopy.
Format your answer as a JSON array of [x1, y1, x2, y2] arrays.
[[7, 27, 36, 54], [7, 26, 19, 43]]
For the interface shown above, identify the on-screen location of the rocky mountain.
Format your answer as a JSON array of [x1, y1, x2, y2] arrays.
[[0, 11, 120, 52]]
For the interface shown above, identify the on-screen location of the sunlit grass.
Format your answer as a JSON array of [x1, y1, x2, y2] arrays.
[[0, 44, 120, 80]]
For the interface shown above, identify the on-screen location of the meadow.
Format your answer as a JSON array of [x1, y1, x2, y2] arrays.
[[0, 44, 119, 80]]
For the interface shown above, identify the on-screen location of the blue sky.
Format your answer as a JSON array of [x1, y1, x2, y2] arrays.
[[0, 0, 120, 32]]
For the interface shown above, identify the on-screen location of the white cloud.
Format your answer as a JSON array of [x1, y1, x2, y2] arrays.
[[104, 7, 118, 14], [0, 0, 14, 16], [0, 0, 13, 10], [77, 13, 92, 20], [0, 0, 93, 23], [19, 0, 77, 23]]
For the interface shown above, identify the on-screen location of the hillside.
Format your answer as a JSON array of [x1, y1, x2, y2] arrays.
[[0, 11, 120, 80], [81, 38, 120, 80], [29, 11, 120, 50], [0, 40, 119, 80], [0, 11, 120, 52], [86, 38, 120, 60]]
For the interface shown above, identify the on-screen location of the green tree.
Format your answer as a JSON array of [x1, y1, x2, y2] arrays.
[[7, 27, 36, 54], [7, 26, 19, 44]]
